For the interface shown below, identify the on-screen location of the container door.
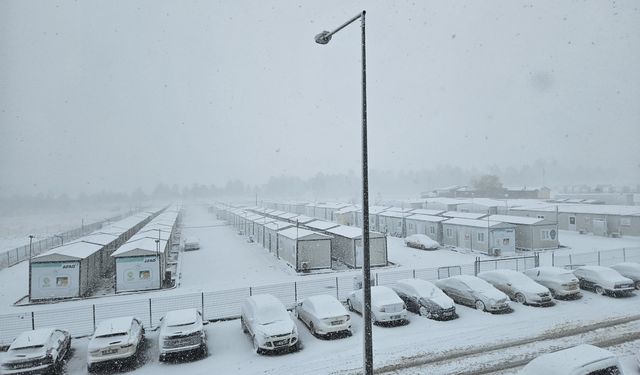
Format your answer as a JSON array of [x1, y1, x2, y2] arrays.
[[568, 216, 577, 231]]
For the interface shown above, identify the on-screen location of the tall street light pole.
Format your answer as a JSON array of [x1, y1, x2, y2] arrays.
[[315, 10, 373, 375]]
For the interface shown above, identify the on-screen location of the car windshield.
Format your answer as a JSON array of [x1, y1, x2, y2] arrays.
[[11, 344, 44, 351], [95, 332, 127, 338], [256, 306, 289, 325], [167, 321, 196, 328]]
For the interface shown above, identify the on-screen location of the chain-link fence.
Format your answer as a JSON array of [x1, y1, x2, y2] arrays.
[[552, 247, 640, 269], [0, 212, 137, 271]]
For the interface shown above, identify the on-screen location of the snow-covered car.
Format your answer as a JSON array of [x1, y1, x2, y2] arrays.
[[296, 295, 352, 337], [609, 262, 640, 289], [391, 278, 457, 320], [87, 316, 145, 372], [523, 266, 581, 299], [158, 309, 207, 361], [404, 234, 439, 250], [0, 328, 71, 375], [478, 269, 553, 306], [241, 294, 299, 354], [183, 238, 200, 251], [346, 286, 408, 325], [573, 266, 635, 297], [435, 275, 511, 313], [519, 344, 625, 375]]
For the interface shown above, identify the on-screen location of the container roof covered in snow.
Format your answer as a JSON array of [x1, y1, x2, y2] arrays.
[[378, 211, 412, 219], [277, 227, 331, 240], [511, 203, 640, 216], [306, 220, 340, 231], [263, 220, 294, 231], [335, 205, 359, 214], [325, 225, 385, 239], [405, 214, 448, 223], [82, 232, 119, 245], [33, 241, 104, 262], [288, 215, 316, 224], [441, 211, 488, 219], [111, 237, 168, 257], [277, 212, 299, 220], [488, 215, 553, 225], [384, 207, 415, 214], [410, 208, 445, 216], [443, 218, 515, 229]]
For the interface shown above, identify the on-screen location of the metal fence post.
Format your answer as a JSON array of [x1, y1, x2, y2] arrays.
[[623, 248, 626, 262], [294, 282, 298, 302], [249, 287, 252, 296], [598, 251, 601, 266], [335, 277, 339, 299], [201, 292, 205, 318], [149, 299, 152, 327], [92, 305, 96, 330], [569, 254, 573, 267], [413, 269, 416, 278], [375, 273, 379, 286], [552, 252, 555, 267], [31, 311, 35, 330]]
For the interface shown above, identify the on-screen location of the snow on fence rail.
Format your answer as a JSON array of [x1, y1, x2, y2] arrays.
[[552, 247, 640, 269], [0, 211, 137, 271], [0, 255, 537, 346]]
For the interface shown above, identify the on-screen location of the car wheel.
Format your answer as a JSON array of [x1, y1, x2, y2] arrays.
[[87, 364, 96, 374], [515, 293, 526, 304], [595, 285, 605, 295], [347, 299, 354, 312], [549, 288, 557, 298], [309, 322, 316, 336], [418, 306, 428, 317], [159, 354, 166, 362], [253, 337, 262, 355], [200, 343, 208, 358], [635, 281, 640, 290], [474, 300, 486, 311]]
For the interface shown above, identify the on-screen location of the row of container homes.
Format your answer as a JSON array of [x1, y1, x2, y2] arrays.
[[110, 206, 182, 293], [29, 210, 160, 301], [215, 204, 388, 270]]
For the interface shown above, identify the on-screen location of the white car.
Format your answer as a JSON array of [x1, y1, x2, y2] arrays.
[[346, 286, 408, 325], [478, 269, 553, 306], [296, 295, 352, 337], [158, 309, 207, 361], [87, 317, 144, 372], [391, 279, 457, 320], [435, 275, 511, 313], [0, 328, 71, 375], [573, 266, 635, 297], [184, 238, 200, 251], [241, 294, 299, 354], [519, 344, 625, 375], [404, 234, 439, 250], [523, 267, 581, 299], [610, 262, 640, 289]]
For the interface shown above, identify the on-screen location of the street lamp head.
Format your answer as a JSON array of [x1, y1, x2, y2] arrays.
[[315, 31, 332, 44]]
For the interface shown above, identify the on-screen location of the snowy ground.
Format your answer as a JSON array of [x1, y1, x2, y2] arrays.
[[1, 204, 640, 374], [556, 230, 640, 254]]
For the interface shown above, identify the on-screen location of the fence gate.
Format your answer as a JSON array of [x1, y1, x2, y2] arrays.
[[437, 266, 462, 279]]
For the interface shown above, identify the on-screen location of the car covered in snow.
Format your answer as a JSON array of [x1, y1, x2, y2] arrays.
[[478, 269, 553, 306], [87, 316, 145, 372], [0, 328, 71, 375], [435, 275, 511, 313], [347, 286, 408, 325], [391, 278, 457, 320], [296, 295, 352, 337], [609, 262, 640, 289], [183, 238, 200, 251], [404, 234, 439, 250], [573, 266, 635, 297], [519, 344, 625, 375], [158, 308, 207, 361], [241, 294, 299, 354], [523, 266, 581, 299]]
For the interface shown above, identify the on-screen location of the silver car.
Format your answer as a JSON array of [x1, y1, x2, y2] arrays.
[[1, 329, 71, 375], [435, 275, 511, 313], [478, 269, 553, 306], [610, 262, 640, 289], [296, 295, 352, 338], [158, 309, 207, 361], [523, 267, 581, 299], [87, 317, 145, 372]]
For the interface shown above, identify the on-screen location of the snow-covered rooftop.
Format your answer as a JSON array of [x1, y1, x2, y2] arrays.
[[277, 227, 331, 240], [410, 208, 445, 216], [488, 215, 549, 225], [441, 211, 488, 219], [325, 225, 385, 239], [305, 220, 340, 231], [405, 214, 448, 223], [443, 218, 514, 229], [263, 220, 294, 231], [33, 241, 103, 261], [512, 203, 640, 216]]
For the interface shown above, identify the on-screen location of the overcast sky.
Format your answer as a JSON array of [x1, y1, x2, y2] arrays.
[[1, 0, 639, 196]]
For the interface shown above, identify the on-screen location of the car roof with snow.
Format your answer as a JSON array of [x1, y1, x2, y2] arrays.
[[304, 295, 347, 317], [94, 317, 136, 337], [395, 278, 438, 295], [10, 329, 56, 349], [370, 286, 402, 305], [163, 308, 199, 325], [527, 266, 574, 276], [611, 262, 640, 271], [520, 344, 620, 375]]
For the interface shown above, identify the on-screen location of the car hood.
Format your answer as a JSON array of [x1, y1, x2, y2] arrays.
[[478, 288, 507, 301], [256, 320, 294, 337], [519, 282, 550, 295], [426, 294, 455, 309]]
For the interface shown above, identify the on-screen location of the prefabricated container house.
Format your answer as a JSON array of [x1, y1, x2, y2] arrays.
[[324, 225, 388, 268], [441, 211, 488, 220], [377, 211, 412, 237], [404, 214, 448, 243], [354, 206, 390, 232], [442, 218, 516, 256], [30, 242, 104, 301], [276, 228, 332, 272], [334, 206, 359, 226], [111, 237, 169, 293], [488, 215, 559, 251], [410, 208, 445, 216], [80, 232, 120, 276], [254, 216, 276, 246], [262, 220, 295, 254]]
